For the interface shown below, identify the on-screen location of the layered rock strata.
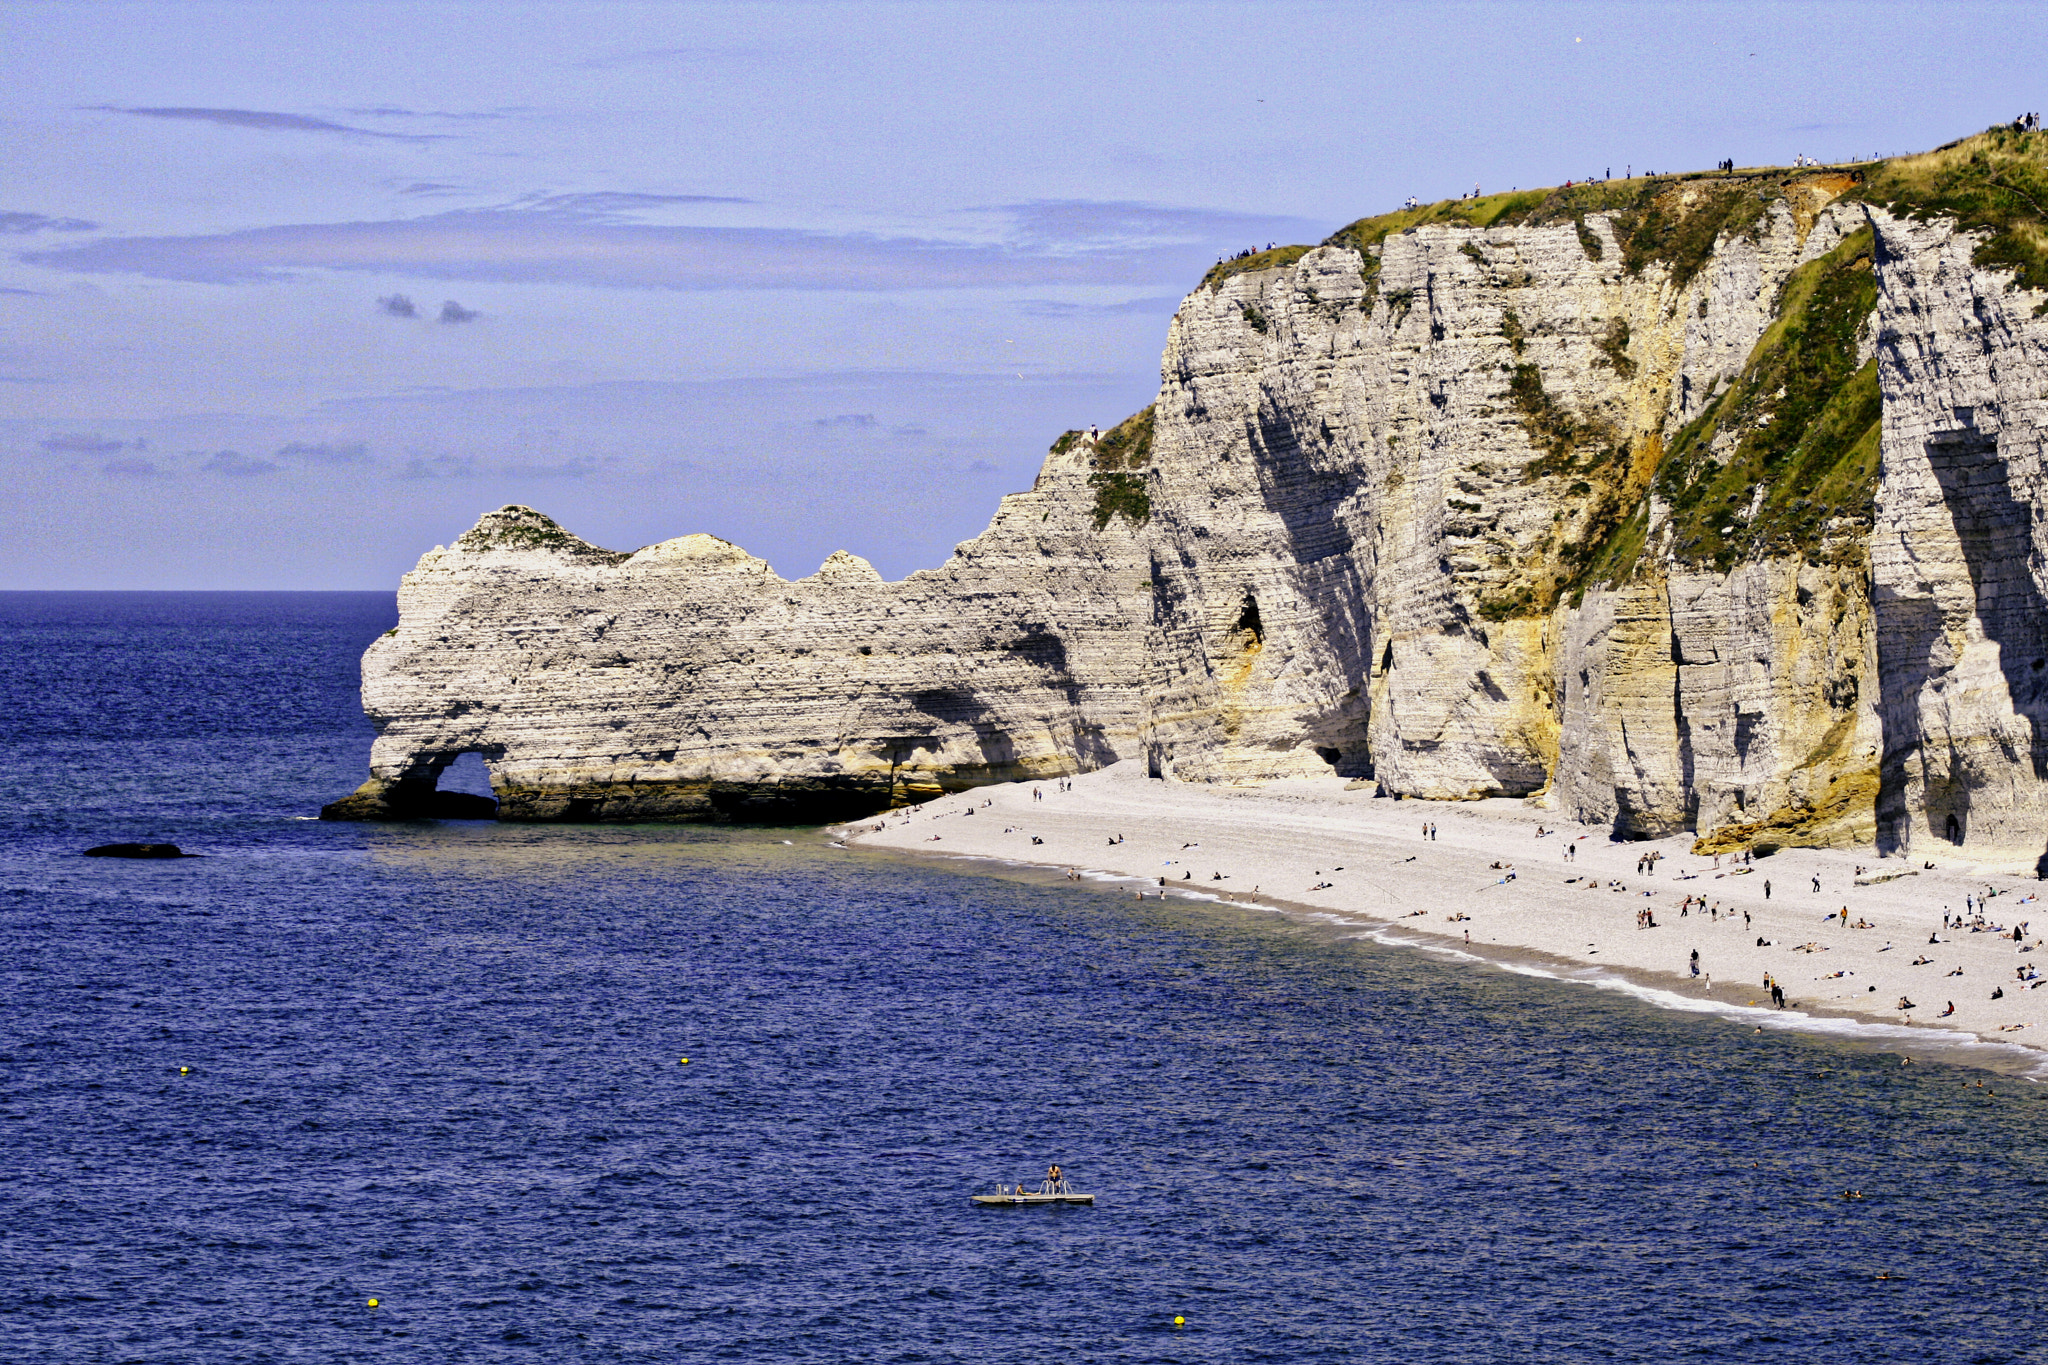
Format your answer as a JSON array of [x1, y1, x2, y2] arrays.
[[329, 137, 2048, 873], [326, 440, 1151, 822]]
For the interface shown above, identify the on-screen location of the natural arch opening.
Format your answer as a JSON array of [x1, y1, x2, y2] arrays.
[[438, 751, 497, 800]]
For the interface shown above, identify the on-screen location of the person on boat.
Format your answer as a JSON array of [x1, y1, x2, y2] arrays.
[[1047, 1163, 1064, 1189]]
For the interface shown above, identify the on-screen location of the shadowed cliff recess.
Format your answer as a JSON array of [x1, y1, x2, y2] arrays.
[[327, 127, 2048, 874]]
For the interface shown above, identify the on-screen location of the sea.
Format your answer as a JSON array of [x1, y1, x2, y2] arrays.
[[5, 591, 2048, 1364]]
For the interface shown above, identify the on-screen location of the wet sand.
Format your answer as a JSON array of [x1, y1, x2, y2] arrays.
[[843, 762, 2048, 1066]]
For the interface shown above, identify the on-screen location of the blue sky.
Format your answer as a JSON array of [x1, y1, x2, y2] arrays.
[[2, 0, 2041, 587]]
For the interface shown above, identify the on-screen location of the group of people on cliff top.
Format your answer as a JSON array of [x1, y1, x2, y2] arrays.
[[2015, 112, 2040, 131], [1216, 243, 1278, 264]]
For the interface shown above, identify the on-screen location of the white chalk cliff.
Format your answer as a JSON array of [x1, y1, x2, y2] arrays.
[[327, 129, 2048, 875]]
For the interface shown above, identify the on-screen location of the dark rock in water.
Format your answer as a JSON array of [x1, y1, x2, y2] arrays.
[[84, 842, 187, 859], [320, 778, 498, 821]]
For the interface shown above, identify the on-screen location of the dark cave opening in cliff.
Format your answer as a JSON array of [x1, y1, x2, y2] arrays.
[[1234, 593, 1264, 646]]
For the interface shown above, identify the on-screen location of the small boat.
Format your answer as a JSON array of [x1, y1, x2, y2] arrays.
[[972, 1180, 1093, 1206]]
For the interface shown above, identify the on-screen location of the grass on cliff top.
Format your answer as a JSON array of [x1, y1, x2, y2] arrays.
[[1208, 125, 2048, 304], [1650, 227, 1882, 573], [1202, 244, 1314, 290], [1324, 176, 1801, 291], [1847, 123, 2048, 304], [1087, 405, 1156, 530], [456, 505, 626, 561]]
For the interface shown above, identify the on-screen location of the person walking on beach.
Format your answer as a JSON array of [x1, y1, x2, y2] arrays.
[[1690, 949, 1701, 977], [1764, 879, 1771, 900]]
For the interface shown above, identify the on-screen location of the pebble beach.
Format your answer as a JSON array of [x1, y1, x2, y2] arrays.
[[847, 762, 2048, 1067]]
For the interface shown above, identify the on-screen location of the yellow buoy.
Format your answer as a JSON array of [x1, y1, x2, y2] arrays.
[[367, 1298, 380, 1308], [177, 1066, 190, 1074], [679, 1057, 689, 1065], [1174, 1316, 1185, 1326]]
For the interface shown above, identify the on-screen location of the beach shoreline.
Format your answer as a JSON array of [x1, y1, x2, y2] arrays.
[[839, 763, 2048, 1072]]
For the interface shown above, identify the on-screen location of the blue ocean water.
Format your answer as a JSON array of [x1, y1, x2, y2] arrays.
[[5, 591, 2048, 1364]]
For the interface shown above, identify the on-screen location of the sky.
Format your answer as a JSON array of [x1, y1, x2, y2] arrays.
[[2, 0, 2043, 588]]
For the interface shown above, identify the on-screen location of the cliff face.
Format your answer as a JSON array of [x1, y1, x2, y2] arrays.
[[328, 129, 2048, 871], [324, 441, 1152, 822]]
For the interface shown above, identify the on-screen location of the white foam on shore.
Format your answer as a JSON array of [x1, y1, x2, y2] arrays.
[[848, 771, 2048, 1077], [1356, 923, 2048, 1079], [1051, 864, 2048, 1078]]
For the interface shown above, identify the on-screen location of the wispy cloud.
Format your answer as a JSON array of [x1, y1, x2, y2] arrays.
[[1018, 296, 1184, 317], [510, 191, 753, 217], [41, 432, 131, 454], [399, 455, 479, 479], [277, 440, 368, 464], [94, 106, 444, 142], [1, 211, 98, 234], [499, 455, 617, 478], [573, 43, 778, 70], [346, 105, 530, 121], [20, 198, 1317, 292], [199, 449, 280, 476]]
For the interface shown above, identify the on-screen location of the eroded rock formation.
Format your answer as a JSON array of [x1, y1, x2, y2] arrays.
[[327, 129, 2048, 873]]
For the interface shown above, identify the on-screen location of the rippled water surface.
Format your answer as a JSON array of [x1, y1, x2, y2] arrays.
[[6, 592, 2048, 1363]]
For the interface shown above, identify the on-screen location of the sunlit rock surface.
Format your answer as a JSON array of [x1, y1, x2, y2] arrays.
[[329, 154, 2048, 872]]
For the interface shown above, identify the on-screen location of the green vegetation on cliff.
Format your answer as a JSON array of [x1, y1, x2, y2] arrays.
[[1202, 245, 1312, 291], [457, 506, 628, 562], [1848, 125, 2048, 305], [1087, 405, 1156, 530], [1323, 174, 1791, 291], [1232, 124, 2048, 321], [1653, 227, 1881, 572]]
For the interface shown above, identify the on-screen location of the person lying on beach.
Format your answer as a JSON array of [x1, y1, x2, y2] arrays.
[[1913, 955, 1932, 965]]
